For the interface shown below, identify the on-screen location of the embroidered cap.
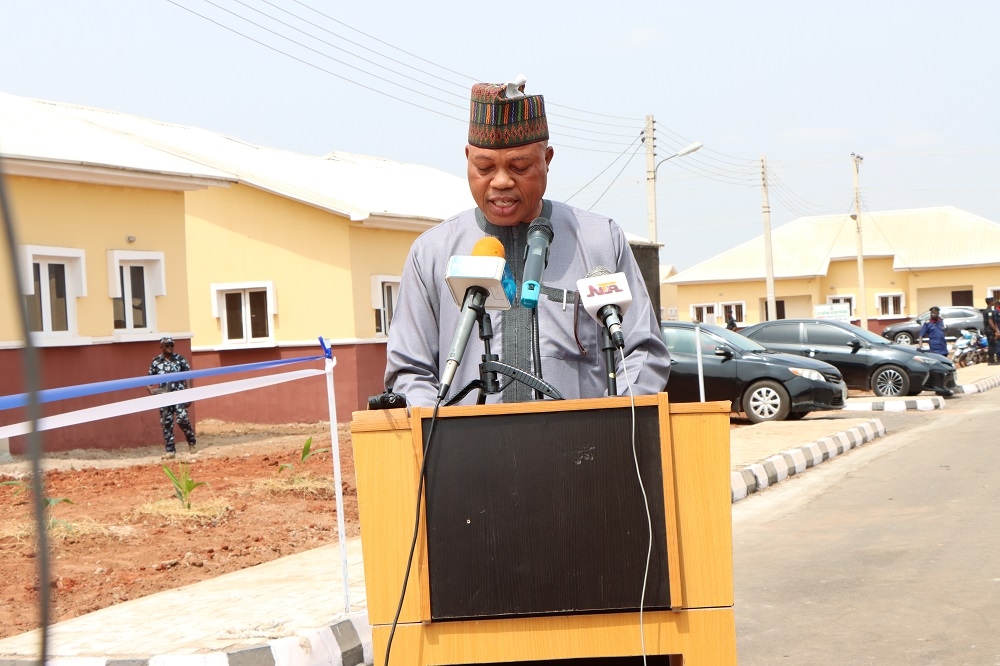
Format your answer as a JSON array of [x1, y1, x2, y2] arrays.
[[469, 75, 548, 149]]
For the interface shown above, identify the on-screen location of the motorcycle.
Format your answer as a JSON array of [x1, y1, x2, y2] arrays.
[[951, 329, 984, 367]]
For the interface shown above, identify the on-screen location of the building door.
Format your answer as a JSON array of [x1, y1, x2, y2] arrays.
[[952, 290, 973, 306], [763, 299, 786, 320]]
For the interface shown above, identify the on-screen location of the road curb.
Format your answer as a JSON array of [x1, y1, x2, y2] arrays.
[[731, 418, 886, 503], [956, 372, 1000, 394], [842, 396, 945, 412], [0, 614, 373, 666]]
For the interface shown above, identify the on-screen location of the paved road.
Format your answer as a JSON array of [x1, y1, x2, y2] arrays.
[[734, 388, 1000, 665]]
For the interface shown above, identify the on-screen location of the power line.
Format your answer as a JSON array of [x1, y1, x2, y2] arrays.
[[165, 0, 467, 121], [194, 0, 467, 108], [564, 133, 643, 203], [588, 140, 644, 211], [254, 0, 470, 91], [287, 0, 477, 84]]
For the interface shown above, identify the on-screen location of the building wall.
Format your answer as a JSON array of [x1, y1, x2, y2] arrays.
[[0, 175, 190, 343], [184, 184, 422, 424], [184, 184, 356, 345], [671, 257, 1000, 334], [190, 340, 386, 425], [908, 265, 997, 312], [0, 339, 189, 454], [347, 225, 420, 339], [0, 175, 196, 453]]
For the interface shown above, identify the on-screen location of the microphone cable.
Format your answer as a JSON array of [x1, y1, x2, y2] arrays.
[[618, 350, 653, 665], [0, 156, 50, 662], [530, 307, 543, 399], [382, 396, 442, 666]]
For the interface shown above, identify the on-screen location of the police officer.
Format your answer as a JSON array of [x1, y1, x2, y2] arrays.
[[984, 297, 998, 365], [918, 306, 948, 356]]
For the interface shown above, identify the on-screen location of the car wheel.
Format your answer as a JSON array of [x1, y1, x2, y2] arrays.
[[744, 380, 791, 423], [893, 332, 914, 345], [872, 364, 910, 397]]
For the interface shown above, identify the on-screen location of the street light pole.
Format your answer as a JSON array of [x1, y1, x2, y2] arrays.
[[644, 115, 702, 245]]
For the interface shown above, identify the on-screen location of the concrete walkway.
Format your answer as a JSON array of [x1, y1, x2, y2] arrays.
[[2, 365, 998, 666]]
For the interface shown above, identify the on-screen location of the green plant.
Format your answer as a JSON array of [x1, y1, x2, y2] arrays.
[[2, 481, 73, 509], [278, 437, 328, 474], [162, 463, 207, 509], [1, 480, 28, 495]]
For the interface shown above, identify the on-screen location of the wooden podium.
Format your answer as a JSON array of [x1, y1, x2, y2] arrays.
[[351, 394, 735, 665]]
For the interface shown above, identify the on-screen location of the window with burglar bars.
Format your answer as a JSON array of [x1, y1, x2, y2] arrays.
[[210, 281, 275, 345], [877, 293, 905, 317], [20, 245, 86, 339], [691, 303, 716, 324], [721, 302, 745, 324]]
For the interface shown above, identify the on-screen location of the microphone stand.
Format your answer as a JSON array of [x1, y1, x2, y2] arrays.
[[446, 311, 565, 406], [530, 308, 544, 400], [600, 327, 618, 396]]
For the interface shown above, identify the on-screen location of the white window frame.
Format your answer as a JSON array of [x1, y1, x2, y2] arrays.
[[690, 302, 718, 325], [719, 301, 746, 326], [827, 294, 856, 316], [988, 286, 1000, 303], [19, 245, 87, 345], [371, 274, 401, 336], [107, 250, 165, 339], [874, 291, 906, 318], [210, 281, 277, 347]]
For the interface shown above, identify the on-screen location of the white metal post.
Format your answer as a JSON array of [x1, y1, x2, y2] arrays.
[[324, 354, 350, 613]]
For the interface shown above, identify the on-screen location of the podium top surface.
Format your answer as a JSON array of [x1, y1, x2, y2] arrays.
[[352, 393, 731, 431]]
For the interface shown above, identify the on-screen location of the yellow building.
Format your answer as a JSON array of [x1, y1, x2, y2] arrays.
[[665, 207, 1000, 333], [0, 92, 471, 451]]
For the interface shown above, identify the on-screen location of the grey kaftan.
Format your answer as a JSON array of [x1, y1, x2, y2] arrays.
[[384, 201, 671, 407]]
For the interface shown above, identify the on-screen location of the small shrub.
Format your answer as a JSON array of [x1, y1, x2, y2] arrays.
[[162, 463, 207, 509]]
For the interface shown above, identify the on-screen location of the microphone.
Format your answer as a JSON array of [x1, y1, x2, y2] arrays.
[[576, 266, 633, 349], [519, 217, 554, 309], [439, 237, 513, 401]]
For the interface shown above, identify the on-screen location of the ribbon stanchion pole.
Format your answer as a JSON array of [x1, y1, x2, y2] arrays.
[[323, 352, 349, 614]]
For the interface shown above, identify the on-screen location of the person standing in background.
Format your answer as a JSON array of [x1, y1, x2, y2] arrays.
[[983, 296, 997, 365], [918, 307, 948, 357], [148, 336, 197, 459]]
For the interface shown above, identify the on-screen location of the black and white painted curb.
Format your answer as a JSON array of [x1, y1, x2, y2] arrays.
[[957, 373, 1000, 394], [0, 613, 372, 666], [842, 396, 944, 412], [731, 419, 886, 503]]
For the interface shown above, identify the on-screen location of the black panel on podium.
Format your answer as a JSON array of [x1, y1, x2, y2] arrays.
[[423, 405, 669, 620]]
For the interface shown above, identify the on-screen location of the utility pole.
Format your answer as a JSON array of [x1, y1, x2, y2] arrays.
[[645, 115, 657, 244], [852, 153, 868, 330], [761, 156, 777, 321]]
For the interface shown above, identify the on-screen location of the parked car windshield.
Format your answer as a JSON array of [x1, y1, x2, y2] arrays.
[[708, 325, 770, 352], [849, 324, 895, 345], [664, 324, 769, 353]]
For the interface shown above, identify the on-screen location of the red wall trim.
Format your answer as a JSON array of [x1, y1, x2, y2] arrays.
[[0, 341, 388, 454]]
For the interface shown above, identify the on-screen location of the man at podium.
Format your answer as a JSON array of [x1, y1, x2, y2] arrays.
[[385, 77, 671, 407]]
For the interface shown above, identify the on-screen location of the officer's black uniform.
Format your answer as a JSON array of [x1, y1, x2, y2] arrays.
[[989, 304, 1000, 365]]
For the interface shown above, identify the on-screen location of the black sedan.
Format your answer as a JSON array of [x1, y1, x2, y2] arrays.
[[740, 318, 957, 397], [880, 306, 984, 345], [661, 322, 846, 423]]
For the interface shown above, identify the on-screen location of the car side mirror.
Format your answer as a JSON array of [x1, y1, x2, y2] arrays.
[[714, 346, 733, 359], [848, 338, 863, 349]]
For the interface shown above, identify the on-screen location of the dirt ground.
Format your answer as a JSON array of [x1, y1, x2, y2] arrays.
[[0, 420, 358, 640]]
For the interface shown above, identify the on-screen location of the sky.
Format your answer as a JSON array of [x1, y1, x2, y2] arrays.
[[2, 0, 999, 272]]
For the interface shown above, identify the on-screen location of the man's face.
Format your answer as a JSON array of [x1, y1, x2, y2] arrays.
[[161, 343, 175, 357], [930, 310, 940, 319], [466, 141, 554, 226]]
